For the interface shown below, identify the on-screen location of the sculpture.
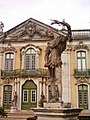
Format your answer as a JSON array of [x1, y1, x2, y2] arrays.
[[0, 22, 4, 33], [12, 91, 18, 106], [44, 20, 72, 102]]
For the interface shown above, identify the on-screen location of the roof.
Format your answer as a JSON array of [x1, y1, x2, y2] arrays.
[[0, 18, 66, 43]]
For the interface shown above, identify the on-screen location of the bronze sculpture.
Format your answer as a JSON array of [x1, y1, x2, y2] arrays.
[[44, 20, 72, 102]]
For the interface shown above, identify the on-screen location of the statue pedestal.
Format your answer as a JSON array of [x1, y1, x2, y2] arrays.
[[44, 102, 63, 108], [10, 106, 17, 113], [32, 107, 83, 120], [32, 102, 82, 120]]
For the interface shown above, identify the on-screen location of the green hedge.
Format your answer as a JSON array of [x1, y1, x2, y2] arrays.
[[0, 107, 7, 117]]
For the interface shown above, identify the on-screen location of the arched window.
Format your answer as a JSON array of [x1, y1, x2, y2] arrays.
[[5, 53, 14, 71], [78, 84, 88, 109], [25, 48, 36, 70], [77, 51, 86, 71]]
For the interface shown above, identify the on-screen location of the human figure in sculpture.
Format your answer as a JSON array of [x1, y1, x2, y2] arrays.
[[44, 20, 72, 102], [12, 91, 18, 106]]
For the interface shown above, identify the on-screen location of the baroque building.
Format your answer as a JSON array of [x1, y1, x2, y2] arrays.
[[69, 29, 90, 110], [0, 18, 90, 111], [0, 18, 68, 110]]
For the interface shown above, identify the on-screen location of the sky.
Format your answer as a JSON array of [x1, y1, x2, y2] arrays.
[[0, 0, 90, 32]]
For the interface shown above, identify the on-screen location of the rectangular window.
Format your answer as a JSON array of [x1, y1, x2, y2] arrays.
[[31, 55, 36, 70], [8, 92, 12, 104], [77, 51, 86, 71], [25, 54, 36, 70], [77, 59, 81, 71], [31, 90, 36, 103], [78, 85, 88, 109], [4, 93, 7, 104], [82, 59, 86, 71], [23, 90, 28, 103], [25, 48, 36, 71], [25, 55, 30, 70], [3, 85, 12, 109], [5, 53, 14, 71]]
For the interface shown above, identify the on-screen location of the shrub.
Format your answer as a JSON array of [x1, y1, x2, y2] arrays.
[[0, 107, 7, 117]]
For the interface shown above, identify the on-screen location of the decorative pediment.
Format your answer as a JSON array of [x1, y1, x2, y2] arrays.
[[3, 77, 13, 84], [1, 43, 17, 53], [0, 18, 64, 42], [20, 44, 41, 55], [8, 21, 47, 40], [73, 41, 89, 51], [73, 44, 89, 51], [75, 77, 89, 85]]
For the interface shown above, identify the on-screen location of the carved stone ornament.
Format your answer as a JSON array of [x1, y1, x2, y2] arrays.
[[1, 43, 17, 53], [24, 22, 47, 38], [73, 41, 89, 51], [75, 77, 89, 85], [24, 21, 36, 37], [20, 44, 41, 55], [3, 77, 13, 84], [9, 21, 47, 40], [66, 45, 72, 51]]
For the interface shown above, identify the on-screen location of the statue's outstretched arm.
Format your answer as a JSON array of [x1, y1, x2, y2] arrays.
[[51, 19, 72, 41]]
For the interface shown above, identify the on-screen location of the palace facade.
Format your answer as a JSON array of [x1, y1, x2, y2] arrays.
[[0, 18, 90, 111], [70, 29, 90, 110]]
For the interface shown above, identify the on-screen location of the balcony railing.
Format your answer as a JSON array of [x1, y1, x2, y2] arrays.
[[72, 30, 90, 40], [74, 69, 90, 77], [1, 68, 49, 78]]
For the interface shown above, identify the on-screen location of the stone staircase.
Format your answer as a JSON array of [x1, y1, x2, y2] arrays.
[[0, 110, 37, 120]]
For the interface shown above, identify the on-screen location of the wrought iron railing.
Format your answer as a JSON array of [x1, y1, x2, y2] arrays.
[[1, 68, 49, 78], [74, 69, 90, 77]]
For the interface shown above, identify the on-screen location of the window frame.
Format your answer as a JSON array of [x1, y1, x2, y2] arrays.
[[76, 50, 87, 71], [3, 85, 12, 108], [23, 90, 28, 103], [25, 48, 36, 70], [31, 90, 36, 103], [78, 84, 88, 109], [5, 52, 14, 71]]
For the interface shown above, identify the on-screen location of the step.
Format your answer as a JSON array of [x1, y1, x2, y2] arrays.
[[0, 110, 37, 120]]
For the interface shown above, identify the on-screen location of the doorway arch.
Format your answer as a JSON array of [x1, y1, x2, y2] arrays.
[[21, 80, 37, 110]]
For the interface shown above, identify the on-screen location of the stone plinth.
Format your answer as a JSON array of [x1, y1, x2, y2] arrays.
[[0, 110, 37, 120], [10, 106, 17, 113], [44, 102, 63, 108], [32, 108, 83, 120]]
